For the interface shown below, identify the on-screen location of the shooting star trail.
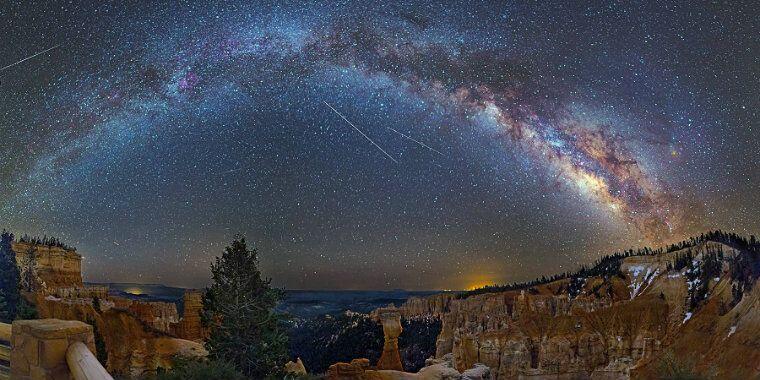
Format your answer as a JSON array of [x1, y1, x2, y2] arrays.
[[0, 44, 61, 74], [387, 126, 445, 156], [323, 101, 398, 163], [219, 167, 245, 175]]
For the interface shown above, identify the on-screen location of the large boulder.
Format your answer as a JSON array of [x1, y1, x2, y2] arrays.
[[285, 357, 308, 377]]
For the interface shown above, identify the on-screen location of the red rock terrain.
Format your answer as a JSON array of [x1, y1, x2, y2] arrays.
[[391, 241, 760, 379], [11, 241, 207, 376]]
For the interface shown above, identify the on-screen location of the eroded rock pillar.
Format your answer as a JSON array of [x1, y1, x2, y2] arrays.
[[375, 307, 403, 371], [11, 319, 96, 380]]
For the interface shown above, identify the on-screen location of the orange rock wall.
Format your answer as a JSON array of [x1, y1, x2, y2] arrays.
[[170, 290, 208, 342], [34, 295, 206, 376], [12, 242, 83, 290], [393, 243, 759, 379]]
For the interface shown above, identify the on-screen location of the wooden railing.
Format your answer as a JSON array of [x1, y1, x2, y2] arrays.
[[0, 320, 114, 380], [0, 322, 9, 380], [0, 323, 9, 342], [67, 341, 114, 380]]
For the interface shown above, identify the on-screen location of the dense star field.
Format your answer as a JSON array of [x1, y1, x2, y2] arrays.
[[0, 2, 757, 289]]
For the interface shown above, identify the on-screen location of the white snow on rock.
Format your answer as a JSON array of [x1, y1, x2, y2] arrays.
[[629, 265, 645, 277], [627, 265, 659, 299], [727, 325, 736, 337], [682, 312, 692, 324], [687, 278, 701, 290]]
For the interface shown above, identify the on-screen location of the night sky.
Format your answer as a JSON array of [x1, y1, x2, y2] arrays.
[[0, 1, 757, 290]]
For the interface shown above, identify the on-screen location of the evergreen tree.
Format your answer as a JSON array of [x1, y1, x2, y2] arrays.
[[202, 237, 289, 378], [87, 316, 108, 366], [16, 298, 38, 320], [0, 230, 20, 323], [19, 246, 39, 292]]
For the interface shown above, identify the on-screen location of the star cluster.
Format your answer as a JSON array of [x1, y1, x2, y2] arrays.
[[0, 1, 757, 289]]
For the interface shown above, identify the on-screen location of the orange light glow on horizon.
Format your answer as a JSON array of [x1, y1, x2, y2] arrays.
[[466, 282, 493, 291], [124, 287, 144, 295]]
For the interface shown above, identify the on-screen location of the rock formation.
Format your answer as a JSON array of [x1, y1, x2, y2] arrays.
[[385, 241, 760, 379], [118, 298, 179, 332], [170, 290, 207, 342], [34, 294, 206, 376], [12, 240, 209, 376], [327, 358, 371, 379], [326, 354, 490, 380], [12, 241, 83, 292], [51, 286, 109, 300], [375, 307, 404, 371], [284, 357, 308, 377]]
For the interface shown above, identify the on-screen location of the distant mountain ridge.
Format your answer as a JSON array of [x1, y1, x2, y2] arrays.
[[87, 282, 440, 319]]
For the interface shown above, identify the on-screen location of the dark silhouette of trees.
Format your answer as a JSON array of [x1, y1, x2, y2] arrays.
[[18, 247, 39, 293], [461, 230, 760, 299], [17, 234, 75, 251], [0, 230, 20, 323]]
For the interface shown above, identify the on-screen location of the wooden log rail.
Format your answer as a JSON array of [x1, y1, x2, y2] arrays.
[[0, 323, 9, 343], [66, 341, 114, 380], [0, 322, 9, 364], [0, 322, 9, 380]]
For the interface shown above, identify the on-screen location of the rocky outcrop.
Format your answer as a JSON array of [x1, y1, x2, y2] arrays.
[[397, 293, 457, 319], [52, 286, 109, 300], [107, 296, 179, 334], [34, 295, 206, 376], [391, 242, 760, 379], [285, 357, 308, 377], [13, 239, 208, 377], [328, 358, 371, 379], [170, 290, 207, 342], [427, 288, 663, 379], [326, 354, 489, 380], [375, 307, 404, 371], [117, 298, 179, 333], [12, 242, 83, 292]]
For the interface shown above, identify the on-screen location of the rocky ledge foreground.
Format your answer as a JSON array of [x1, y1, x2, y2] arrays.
[[9, 240, 208, 377], [332, 235, 759, 379]]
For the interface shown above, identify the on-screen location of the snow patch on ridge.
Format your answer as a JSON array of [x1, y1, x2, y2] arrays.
[[627, 265, 659, 299]]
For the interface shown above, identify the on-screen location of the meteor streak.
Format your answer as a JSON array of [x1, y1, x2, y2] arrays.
[[324, 101, 398, 163], [0, 44, 60, 74], [387, 126, 445, 156]]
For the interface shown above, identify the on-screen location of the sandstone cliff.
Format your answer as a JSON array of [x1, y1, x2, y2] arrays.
[[170, 290, 208, 342], [12, 240, 208, 376], [33, 294, 206, 377], [12, 242, 83, 291], [391, 241, 760, 379]]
